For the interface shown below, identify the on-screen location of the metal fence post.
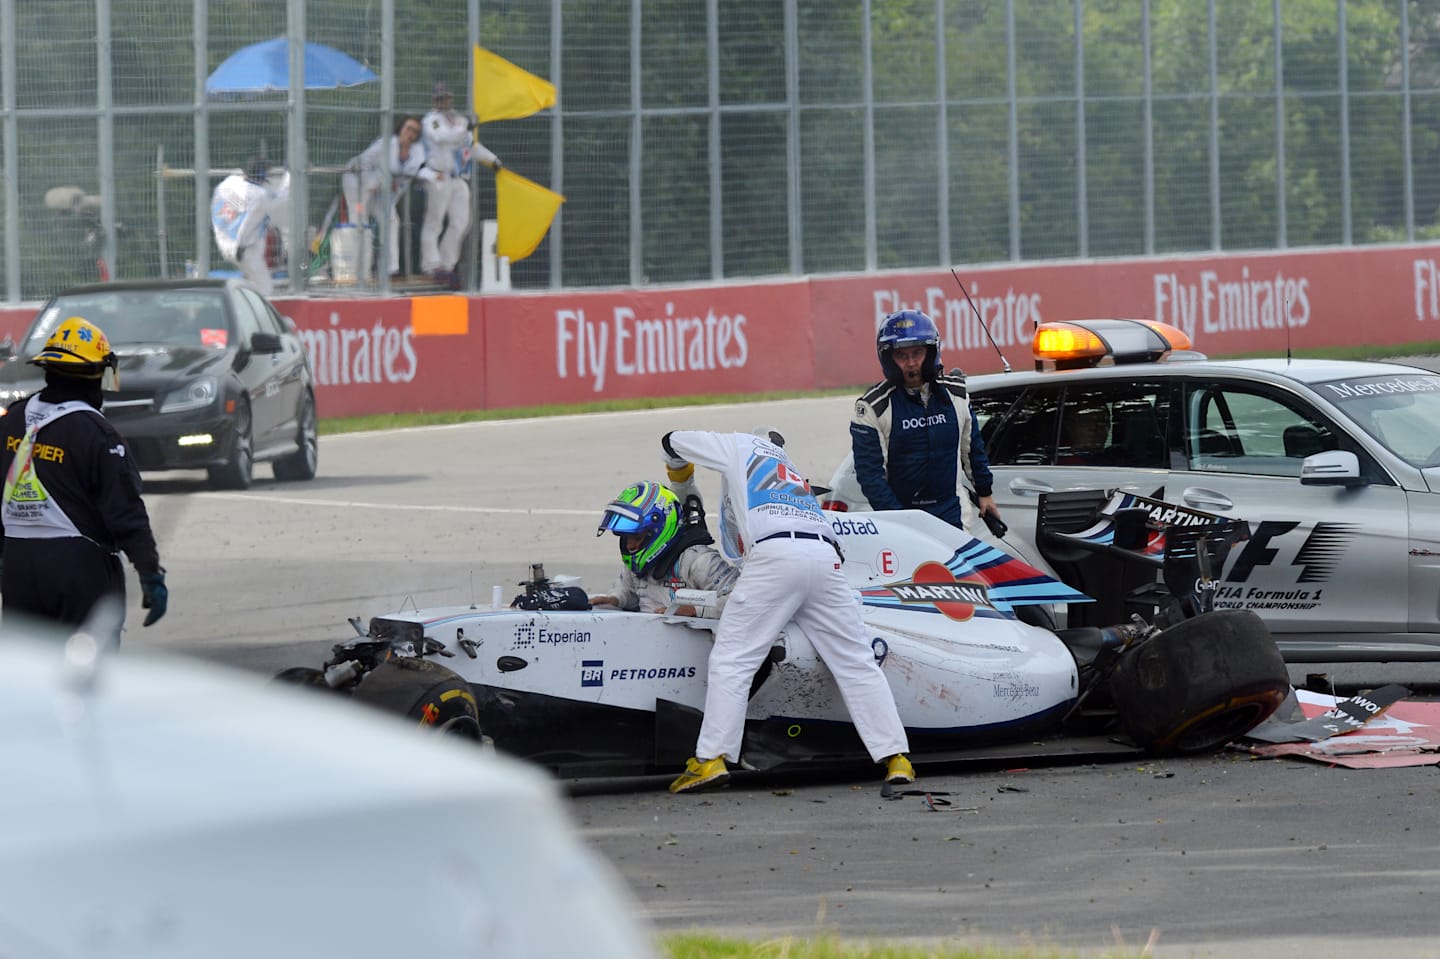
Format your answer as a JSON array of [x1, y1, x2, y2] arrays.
[[378, 0, 395, 295], [286, 0, 308, 294], [936, 0, 950, 267], [2, 0, 18, 302], [464, 0, 479, 292], [784, 0, 800, 276], [97, 0, 117, 278], [1338, 0, 1351, 245], [550, 0, 564, 288], [1273, 0, 1286, 248], [1208, 0, 1220, 250], [628, 0, 642, 286], [1005, 0, 1019, 260], [707, 0, 721, 281], [1074, 0, 1088, 259], [862, 0, 876, 272], [194, 0, 209, 278], [1401, 0, 1414, 242], [1142, 0, 1154, 255]]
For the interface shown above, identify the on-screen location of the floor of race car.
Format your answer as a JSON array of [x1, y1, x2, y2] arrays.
[[563, 732, 1145, 796]]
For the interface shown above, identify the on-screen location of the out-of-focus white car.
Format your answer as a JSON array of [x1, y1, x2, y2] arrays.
[[0, 607, 656, 959]]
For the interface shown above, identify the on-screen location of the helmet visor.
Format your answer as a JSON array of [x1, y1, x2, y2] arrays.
[[597, 500, 648, 536], [885, 337, 935, 351]]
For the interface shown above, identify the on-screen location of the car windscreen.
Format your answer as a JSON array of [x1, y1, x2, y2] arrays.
[[26, 290, 232, 352], [1313, 372, 1440, 467]]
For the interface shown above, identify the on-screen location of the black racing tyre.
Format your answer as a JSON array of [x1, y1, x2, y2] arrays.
[[1108, 609, 1289, 755], [350, 658, 483, 740]]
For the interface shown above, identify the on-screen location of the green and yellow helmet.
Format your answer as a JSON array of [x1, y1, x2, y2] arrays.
[[596, 481, 681, 576]]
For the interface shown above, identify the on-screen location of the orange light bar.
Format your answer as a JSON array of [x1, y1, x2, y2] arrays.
[[1138, 320, 1192, 351], [1032, 322, 1108, 363]]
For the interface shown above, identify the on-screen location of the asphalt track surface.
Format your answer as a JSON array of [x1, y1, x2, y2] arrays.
[[130, 395, 1440, 959]]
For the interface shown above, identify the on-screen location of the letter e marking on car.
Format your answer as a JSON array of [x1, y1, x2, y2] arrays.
[[877, 549, 897, 577]]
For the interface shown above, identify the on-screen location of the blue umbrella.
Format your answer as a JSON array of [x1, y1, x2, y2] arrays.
[[207, 38, 377, 96]]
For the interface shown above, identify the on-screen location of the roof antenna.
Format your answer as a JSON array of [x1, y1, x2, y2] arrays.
[[1285, 293, 1293, 366], [950, 268, 1012, 373]]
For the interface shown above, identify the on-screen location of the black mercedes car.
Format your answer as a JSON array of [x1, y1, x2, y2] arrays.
[[0, 279, 317, 489]]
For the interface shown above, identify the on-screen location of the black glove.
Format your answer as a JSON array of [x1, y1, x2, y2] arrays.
[[140, 568, 168, 627]]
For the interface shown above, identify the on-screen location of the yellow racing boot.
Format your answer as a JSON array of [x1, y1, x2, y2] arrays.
[[669, 756, 730, 793], [884, 754, 915, 785]]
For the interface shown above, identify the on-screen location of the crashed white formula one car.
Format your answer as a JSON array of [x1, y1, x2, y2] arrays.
[[277, 492, 1291, 783]]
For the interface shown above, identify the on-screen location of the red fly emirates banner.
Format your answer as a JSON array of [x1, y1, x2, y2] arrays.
[[808, 244, 1440, 387], [274, 280, 812, 415], [475, 281, 810, 408], [1, 243, 1439, 415]]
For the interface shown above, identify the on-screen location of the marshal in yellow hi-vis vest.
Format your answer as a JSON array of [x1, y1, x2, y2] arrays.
[[1, 400, 90, 538]]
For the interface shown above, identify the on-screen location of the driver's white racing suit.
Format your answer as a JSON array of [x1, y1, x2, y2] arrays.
[[604, 543, 738, 618], [661, 429, 909, 767]]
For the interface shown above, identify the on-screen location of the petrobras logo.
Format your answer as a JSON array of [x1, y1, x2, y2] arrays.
[[608, 665, 699, 681], [581, 660, 604, 687], [830, 517, 880, 537]]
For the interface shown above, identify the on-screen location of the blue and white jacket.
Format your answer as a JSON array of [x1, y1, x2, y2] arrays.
[[848, 370, 993, 530]]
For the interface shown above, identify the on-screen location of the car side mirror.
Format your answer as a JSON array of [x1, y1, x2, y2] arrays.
[[1299, 450, 1367, 487], [250, 331, 283, 354], [0, 337, 13, 362]]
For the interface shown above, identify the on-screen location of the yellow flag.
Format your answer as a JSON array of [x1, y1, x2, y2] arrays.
[[473, 46, 556, 123], [495, 169, 565, 261]]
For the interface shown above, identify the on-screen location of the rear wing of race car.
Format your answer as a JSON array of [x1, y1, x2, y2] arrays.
[[1036, 489, 1248, 630]]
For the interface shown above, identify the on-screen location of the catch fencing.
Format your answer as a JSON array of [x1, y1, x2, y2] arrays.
[[2, 0, 1439, 304]]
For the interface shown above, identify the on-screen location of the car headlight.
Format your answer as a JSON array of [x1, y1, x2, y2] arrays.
[[158, 377, 218, 413]]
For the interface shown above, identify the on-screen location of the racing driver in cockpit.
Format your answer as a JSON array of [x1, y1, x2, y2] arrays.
[[590, 480, 738, 618]]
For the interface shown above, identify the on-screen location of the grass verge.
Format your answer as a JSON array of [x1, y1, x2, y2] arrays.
[[317, 388, 860, 436], [659, 934, 1138, 959]]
